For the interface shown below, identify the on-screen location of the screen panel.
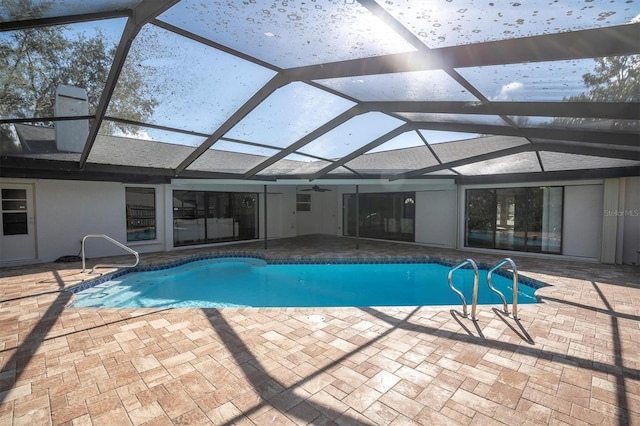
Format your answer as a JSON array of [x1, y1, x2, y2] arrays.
[[1, 19, 126, 120], [225, 82, 355, 148], [376, 0, 638, 48], [315, 70, 477, 102], [453, 152, 541, 175], [106, 24, 277, 134], [297, 112, 404, 159], [158, 0, 416, 68], [431, 135, 530, 163], [0, 1, 139, 22]]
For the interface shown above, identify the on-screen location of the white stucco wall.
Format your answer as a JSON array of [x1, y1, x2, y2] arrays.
[[296, 188, 339, 236], [279, 186, 298, 239], [621, 176, 640, 265], [415, 190, 457, 248], [562, 184, 603, 259], [33, 180, 165, 262]]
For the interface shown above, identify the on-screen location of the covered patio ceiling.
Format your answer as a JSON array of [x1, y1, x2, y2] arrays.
[[1, 0, 639, 184]]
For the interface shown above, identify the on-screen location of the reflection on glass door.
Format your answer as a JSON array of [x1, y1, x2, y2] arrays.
[[343, 192, 415, 242], [466, 187, 563, 253], [495, 188, 527, 251], [466, 189, 495, 248], [173, 190, 258, 247]]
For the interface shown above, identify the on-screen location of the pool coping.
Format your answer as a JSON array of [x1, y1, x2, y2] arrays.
[[67, 251, 550, 297]]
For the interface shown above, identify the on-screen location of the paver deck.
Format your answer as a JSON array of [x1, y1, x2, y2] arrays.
[[0, 235, 639, 425]]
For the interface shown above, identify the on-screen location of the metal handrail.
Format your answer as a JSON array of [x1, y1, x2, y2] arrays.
[[447, 259, 480, 321], [81, 234, 139, 273], [487, 258, 519, 320]]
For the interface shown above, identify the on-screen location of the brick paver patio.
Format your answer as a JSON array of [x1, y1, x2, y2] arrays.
[[1, 235, 639, 425]]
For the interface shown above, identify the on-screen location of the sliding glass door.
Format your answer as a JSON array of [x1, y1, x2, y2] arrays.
[[173, 190, 258, 247], [465, 187, 563, 253], [343, 192, 415, 242]]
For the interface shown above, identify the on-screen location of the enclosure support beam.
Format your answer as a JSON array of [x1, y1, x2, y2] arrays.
[[264, 185, 268, 250], [355, 185, 360, 250]]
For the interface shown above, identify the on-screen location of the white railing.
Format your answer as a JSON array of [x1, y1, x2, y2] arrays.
[[81, 234, 139, 273]]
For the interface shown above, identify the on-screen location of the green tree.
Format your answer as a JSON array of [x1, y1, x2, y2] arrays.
[[578, 55, 639, 102], [0, 0, 157, 151], [552, 55, 639, 130]]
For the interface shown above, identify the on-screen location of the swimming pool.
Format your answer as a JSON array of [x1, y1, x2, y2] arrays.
[[71, 257, 542, 308]]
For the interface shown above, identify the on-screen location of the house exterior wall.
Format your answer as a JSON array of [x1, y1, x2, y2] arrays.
[[2, 178, 294, 263], [296, 188, 339, 236], [3, 177, 634, 265], [37, 180, 127, 260], [9, 179, 165, 263]]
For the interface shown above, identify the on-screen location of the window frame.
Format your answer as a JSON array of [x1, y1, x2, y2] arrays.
[[296, 193, 312, 212], [1, 188, 28, 236]]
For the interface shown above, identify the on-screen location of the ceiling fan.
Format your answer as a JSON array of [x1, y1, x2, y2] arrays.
[[300, 185, 332, 192]]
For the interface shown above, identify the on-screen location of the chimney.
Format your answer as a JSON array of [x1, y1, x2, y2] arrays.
[[55, 84, 88, 153]]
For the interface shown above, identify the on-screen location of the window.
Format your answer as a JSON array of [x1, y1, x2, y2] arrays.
[[343, 192, 415, 242], [465, 186, 563, 253], [173, 190, 259, 246], [125, 187, 156, 242], [296, 193, 311, 212], [2, 189, 28, 235]]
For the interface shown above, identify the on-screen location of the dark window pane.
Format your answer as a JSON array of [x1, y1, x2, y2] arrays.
[[343, 194, 356, 236], [2, 200, 27, 210], [1, 189, 26, 200], [495, 188, 527, 251], [343, 192, 415, 242], [296, 193, 311, 212], [234, 193, 259, 240], [126, 188, 156, 242], [524, 188, 544, 252], [466, 189, 495, 248], [538, 187, 563, 253], [3, 212, 27, 235]]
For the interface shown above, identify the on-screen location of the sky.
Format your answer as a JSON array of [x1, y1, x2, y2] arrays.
[[3, 0, 638, 161]]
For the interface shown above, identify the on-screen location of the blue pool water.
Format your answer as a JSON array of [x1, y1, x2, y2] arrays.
[[71, 258, 540, 308]]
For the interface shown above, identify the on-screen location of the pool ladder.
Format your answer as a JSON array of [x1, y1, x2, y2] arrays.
[[447, 258, 519, 321], [487, 258, 520, 320]]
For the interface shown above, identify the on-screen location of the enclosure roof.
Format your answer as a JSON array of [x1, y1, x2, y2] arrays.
[[1, 0, 638, 184]]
